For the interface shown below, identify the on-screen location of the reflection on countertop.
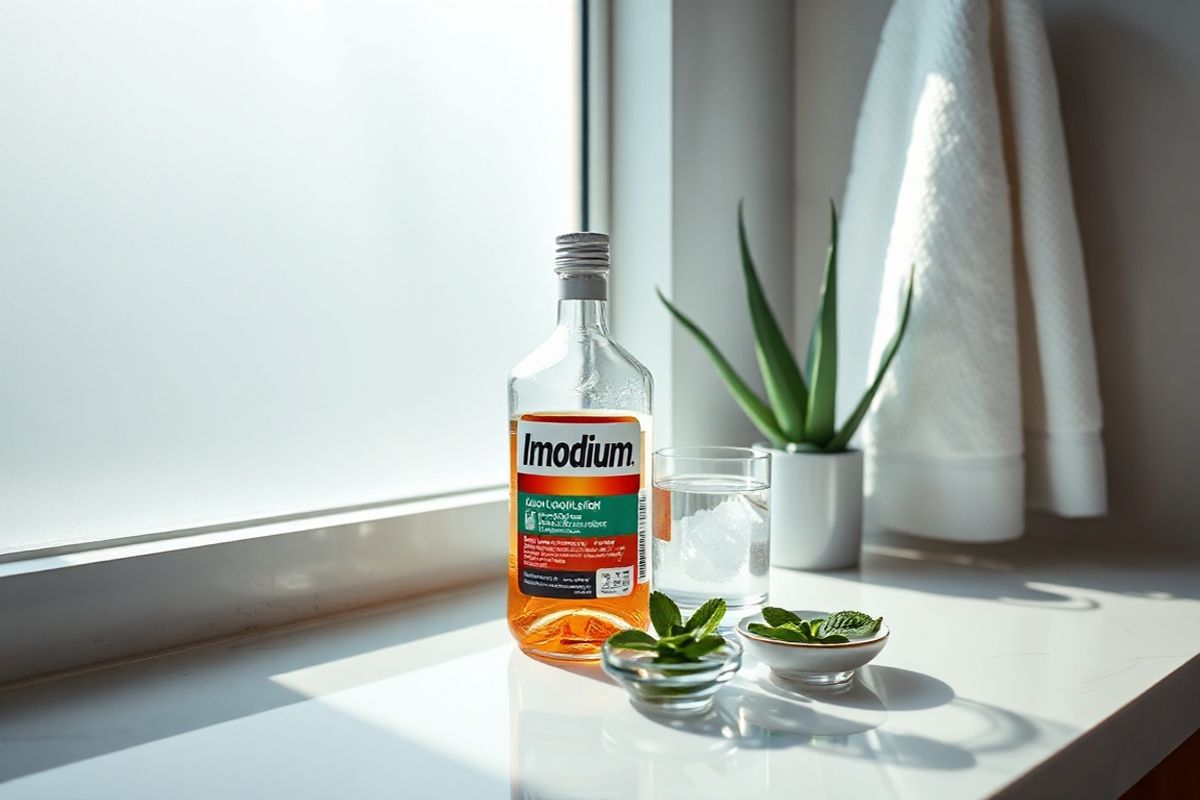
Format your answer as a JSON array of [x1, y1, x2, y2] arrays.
[[0, 534, 1198, 799], [507, 649, 1045, 799]]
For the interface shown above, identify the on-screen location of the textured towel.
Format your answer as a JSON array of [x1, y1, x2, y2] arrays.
[[837, 0, 1106, 542]]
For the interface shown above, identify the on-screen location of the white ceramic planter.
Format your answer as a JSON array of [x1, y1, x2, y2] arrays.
[[763, 447, 864, 570]]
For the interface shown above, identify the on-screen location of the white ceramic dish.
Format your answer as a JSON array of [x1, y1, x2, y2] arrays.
[[735, 609, 889, 685]]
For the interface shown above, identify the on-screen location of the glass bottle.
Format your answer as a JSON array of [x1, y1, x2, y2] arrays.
[[507, 233, 653, 660]]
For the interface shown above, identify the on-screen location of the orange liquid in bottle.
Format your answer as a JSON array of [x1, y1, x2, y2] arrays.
[[508, 412, 649, 660]]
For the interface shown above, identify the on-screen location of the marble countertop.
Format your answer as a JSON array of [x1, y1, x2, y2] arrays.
[[2, 533, 1198, 799]]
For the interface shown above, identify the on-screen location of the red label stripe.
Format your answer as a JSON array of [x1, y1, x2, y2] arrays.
[[517, 473, 641, 496]]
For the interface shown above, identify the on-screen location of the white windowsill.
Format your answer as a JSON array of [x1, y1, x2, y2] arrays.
[[0, 488, 506, 577], [1, 533, 1197, 798], [0, 488, 508, 685]]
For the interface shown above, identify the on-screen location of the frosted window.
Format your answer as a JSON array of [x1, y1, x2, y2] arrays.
[[0, 1, 580, 555]]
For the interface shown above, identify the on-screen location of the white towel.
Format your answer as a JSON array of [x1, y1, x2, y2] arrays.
[[837, 0, 1106, 542]]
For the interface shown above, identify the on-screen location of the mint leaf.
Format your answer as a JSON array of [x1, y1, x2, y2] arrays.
[[620, 594, 736, 664], [748, 622, 813, 643], [817, 634, 850, 644], [649, 591, 682, 637], [681, 635, 727, 660], [781, 619, 821, 639], [652, 652, 690, 664], [749, 610, 875, 645], [607, 629, 658, 650], [655, 632, 697, 650], [762, 607, 802, 627], [820, 611, 882, 638], [684, 598, 727, 638]]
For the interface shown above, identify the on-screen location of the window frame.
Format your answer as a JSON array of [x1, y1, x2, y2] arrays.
[[0, 1, 607, 686], [1, 0, 799, 685]]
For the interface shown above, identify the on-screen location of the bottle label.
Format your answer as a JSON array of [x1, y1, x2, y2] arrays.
[[515, 416, 647, 599]]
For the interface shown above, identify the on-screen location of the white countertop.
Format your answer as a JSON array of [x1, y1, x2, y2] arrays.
[[2, 533, 1198, 799]]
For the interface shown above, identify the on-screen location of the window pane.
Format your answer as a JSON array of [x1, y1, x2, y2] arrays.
[[0, 1, 580, 555]]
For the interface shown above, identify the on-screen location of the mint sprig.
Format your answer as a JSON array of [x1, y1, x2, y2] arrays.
[[608, 592, 729, 663], [749, 607, 881, 644]]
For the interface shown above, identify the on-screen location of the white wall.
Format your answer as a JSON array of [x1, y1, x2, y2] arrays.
[[793, 1, 890, 344], [793, 0, 1200, 553], [610, 0, 675, 446], [670, 0, 796, 448], [612, 0, 795, 450], [1029, 0, 1200, 554]]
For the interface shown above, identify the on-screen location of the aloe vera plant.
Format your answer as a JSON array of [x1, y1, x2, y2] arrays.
[[658, 203, 913, 451]]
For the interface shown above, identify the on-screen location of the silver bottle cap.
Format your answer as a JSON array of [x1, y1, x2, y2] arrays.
[[554, 232, 609, 300]]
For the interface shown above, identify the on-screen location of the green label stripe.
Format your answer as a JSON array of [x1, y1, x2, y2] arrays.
[[518, 492, 638, 537]]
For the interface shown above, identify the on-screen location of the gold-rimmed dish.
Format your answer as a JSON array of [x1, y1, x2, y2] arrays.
[[735, 610, 889, 685]]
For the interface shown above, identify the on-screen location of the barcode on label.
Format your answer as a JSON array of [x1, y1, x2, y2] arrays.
[[637, 489, 648, 584]]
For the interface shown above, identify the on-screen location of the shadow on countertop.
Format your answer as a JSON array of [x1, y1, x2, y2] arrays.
[[0, 581, 510, 787], [814, 531, 1200, 605]]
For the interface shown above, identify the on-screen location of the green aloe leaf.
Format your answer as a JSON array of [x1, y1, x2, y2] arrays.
[[827, 267, 915, 451], [805, 202, 839, 445], [649, 591, 682, 638], [657, 289, 788, 448], [805, 305, 822, 384], [606, 629, 659, 650], [738, 203, 808, 441]]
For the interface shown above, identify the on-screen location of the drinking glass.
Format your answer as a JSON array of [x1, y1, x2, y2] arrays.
[[651, 446, 771, 617]]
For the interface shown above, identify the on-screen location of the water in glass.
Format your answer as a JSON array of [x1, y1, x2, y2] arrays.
[[652, 474, 770, 616]]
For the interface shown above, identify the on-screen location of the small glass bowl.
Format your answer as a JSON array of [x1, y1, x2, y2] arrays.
[[601, 636, 743, 716]]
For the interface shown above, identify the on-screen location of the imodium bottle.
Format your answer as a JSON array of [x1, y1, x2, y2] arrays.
[[507, 233, 653, 660]]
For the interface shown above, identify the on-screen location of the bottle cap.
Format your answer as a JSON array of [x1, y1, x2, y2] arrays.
[[554, 232, 609, 300]]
